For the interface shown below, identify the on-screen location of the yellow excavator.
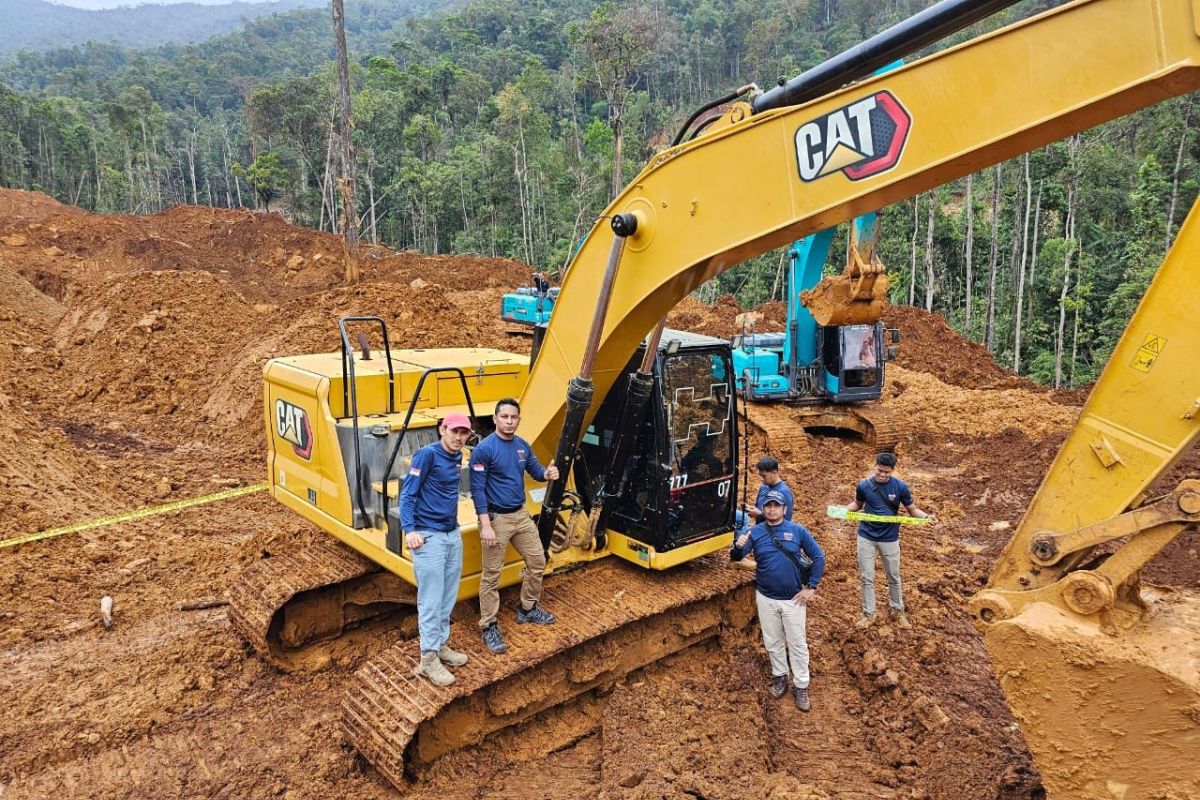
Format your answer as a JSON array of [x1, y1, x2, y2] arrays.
[[229, 0, 1200, 796]]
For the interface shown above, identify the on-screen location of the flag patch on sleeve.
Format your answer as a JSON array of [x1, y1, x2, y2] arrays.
[[472, 463, 486, 472], [408, 467, 422, 477]]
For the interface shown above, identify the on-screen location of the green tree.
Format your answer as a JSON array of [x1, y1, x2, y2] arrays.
[[569, 1, 657, 200], [234, 151, 293, 212]]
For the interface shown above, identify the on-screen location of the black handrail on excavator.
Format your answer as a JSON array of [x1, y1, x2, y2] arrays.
[[338, 316, 397, 527], [379, 365, 479, 553]]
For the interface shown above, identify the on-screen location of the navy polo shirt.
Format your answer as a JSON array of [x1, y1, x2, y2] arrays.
[[399, 441, 463, 533], [855, 476, 914, 543]]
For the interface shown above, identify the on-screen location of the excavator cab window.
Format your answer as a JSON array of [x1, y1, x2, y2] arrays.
[[576, 337, 738, 551], [819, 323, 884, 400], [840, 325, 880, 388], [661, 347, 737, 545]]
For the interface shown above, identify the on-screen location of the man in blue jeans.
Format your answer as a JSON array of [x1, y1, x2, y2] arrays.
[[845, 451, 932, 630], [399, 413, 473, 686]]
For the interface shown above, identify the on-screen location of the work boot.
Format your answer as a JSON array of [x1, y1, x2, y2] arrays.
[[482, 623, 508, 654], [516, 602, 557, 625], [768, 674, 788, 699], [794, 686, 811, 712], [893, 611, 912, 630], [438, 644, 469, 667], [413, 651, 455, 686], [855, 612, 876, 630]]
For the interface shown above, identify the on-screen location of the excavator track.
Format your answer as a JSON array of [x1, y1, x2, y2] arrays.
[[343, 554, 755, 789], [228, 534, 417, 671], [748, 402, 897, 455], [854, 404, 898, 451]]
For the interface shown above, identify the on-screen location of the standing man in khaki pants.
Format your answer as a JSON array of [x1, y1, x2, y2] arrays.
[[469, 398, 560, 653]]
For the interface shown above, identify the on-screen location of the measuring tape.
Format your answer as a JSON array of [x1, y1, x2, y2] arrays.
[[0, 483, 269, 550], [826, 505, 932, 526]]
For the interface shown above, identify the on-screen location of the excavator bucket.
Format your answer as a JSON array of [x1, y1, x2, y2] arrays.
[[984, 589, 1200, 800], [801, 216, 889, 326]]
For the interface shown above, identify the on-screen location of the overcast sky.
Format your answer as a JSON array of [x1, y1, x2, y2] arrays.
[[47, 0, 280, 8]]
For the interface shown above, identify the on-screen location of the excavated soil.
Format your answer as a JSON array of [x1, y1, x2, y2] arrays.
[[0, 189, 1194, 799]]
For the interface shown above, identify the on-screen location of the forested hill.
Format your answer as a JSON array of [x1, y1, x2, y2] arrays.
[[0, 0, 1196, 390], [0, 0, 327, 56]]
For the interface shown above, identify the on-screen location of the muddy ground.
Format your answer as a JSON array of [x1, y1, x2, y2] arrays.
[[0, 189, 1195, 799]]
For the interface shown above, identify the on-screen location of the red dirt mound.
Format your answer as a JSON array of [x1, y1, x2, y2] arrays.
[[884, 305, 1037, 392]]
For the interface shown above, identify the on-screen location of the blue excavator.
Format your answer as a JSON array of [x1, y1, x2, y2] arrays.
[[732, 212, 900, 448], [500, 271, 558, 329]]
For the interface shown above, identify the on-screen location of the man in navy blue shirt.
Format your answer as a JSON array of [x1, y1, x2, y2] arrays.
[[735, 456, 795, 534], [400, 413, 473, 686], [845, 451, 931, 630], [470, 398, 560, 654], [731, 490, 825, 711]]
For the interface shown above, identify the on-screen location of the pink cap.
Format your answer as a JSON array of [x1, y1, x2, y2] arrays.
[[442, 413, 472, 431]]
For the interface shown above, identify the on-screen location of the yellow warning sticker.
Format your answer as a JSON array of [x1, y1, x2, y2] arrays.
[[1131, 334, 1167, 373], [1139, 334, 1166, 354]]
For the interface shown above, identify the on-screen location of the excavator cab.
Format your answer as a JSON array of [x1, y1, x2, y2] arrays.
[[577, 330, 738, 555], [819, 322, 885, 396]]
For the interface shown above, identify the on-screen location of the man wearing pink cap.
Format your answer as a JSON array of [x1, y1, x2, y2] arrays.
[[400, 412, 473, 686]]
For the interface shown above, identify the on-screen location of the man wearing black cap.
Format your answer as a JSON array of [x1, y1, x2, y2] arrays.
[[731, 490, 826, 711]]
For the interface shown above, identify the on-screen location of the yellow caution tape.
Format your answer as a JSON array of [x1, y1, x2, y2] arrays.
[[1, 483, 269, 550], [826, 505, 932, 525]]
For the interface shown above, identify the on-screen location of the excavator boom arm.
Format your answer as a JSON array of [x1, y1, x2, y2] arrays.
[[987, 199, 1200, 591], [520, 0, 1200, 462]]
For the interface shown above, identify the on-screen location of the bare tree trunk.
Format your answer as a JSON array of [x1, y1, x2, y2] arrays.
[[187, 129, 199, 205], [923, 192, 936, 311], [458, 169, 470, 241], [909, 194, 920, 306], [1013, 154, 1032, 373], [123, 137, 136, 213], [1070, 239, 1083, 388], [1054, 136, 1080, 388], [1054, 186, 1076, 388], [319, 129, 335, 231], [92, 122, 103, 207], [610, 108, 624, 201], [514, 117, 534, 266], [139, 117, 161, 211], [1026, 180, 1043, 333], [220, 133, 232, 207], [368, 164, 379, 245], [770, 248, 786, 301], [1165, 96, 1194, 251], [70, 170, 87, 206], [985, 164, 1001, 352], [222, 124, 241, 208], [332, 0, 360, 282], [964, 173, 975, 336]]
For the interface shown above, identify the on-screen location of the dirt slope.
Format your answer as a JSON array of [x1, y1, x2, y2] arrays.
[[1, 189, 1191, 800]]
